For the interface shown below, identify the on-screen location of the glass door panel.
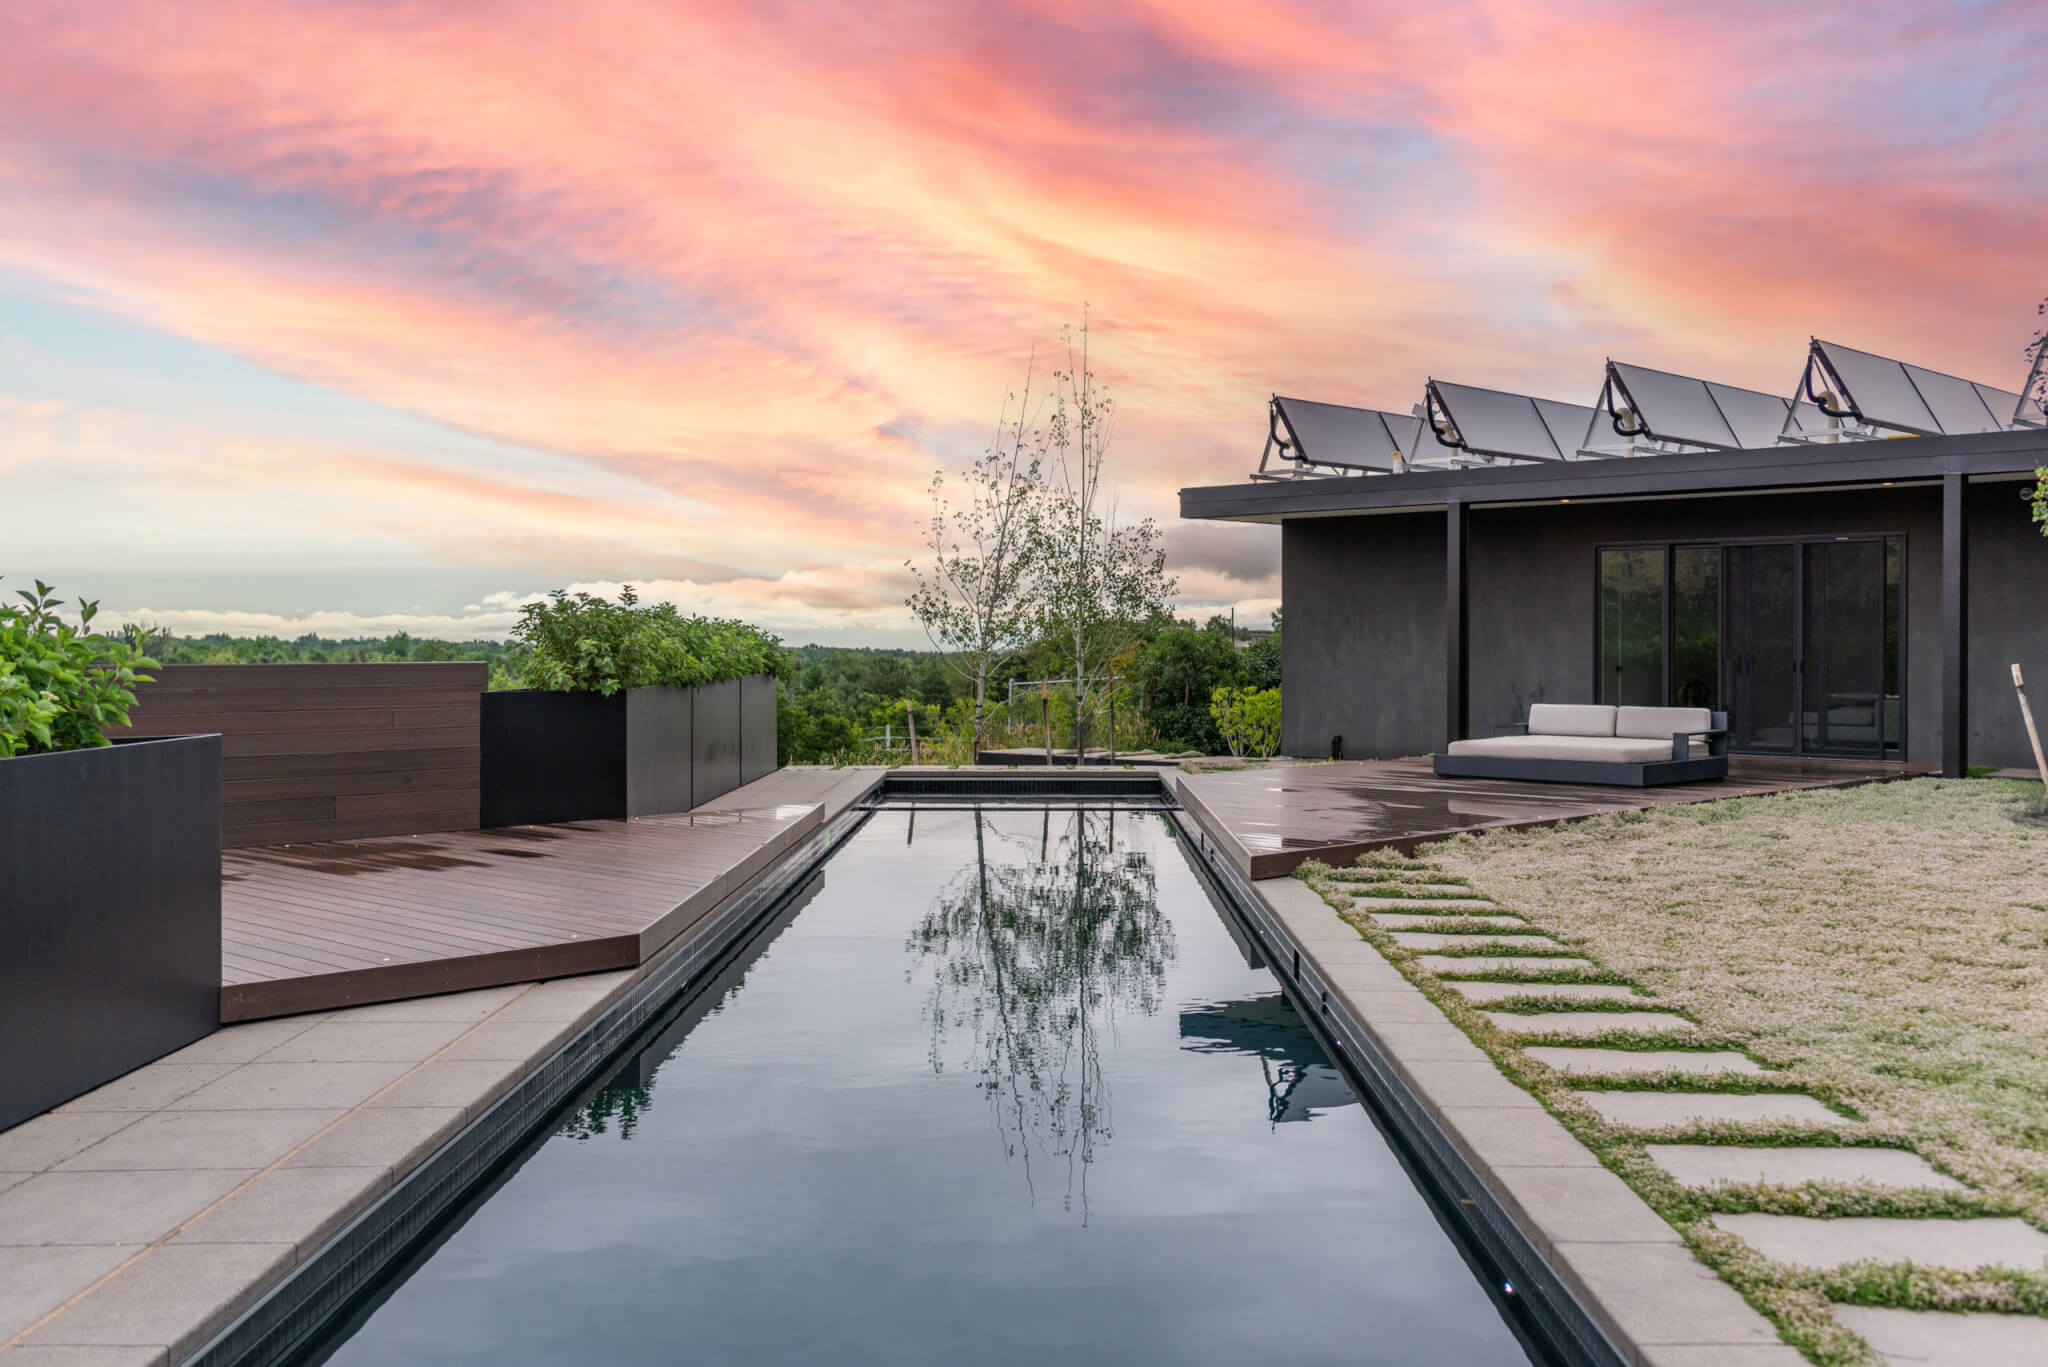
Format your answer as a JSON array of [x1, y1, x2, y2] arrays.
[[1802, 540, 1889, 755], [1599, 548, 1665, 707], [1722, 544, 1797, 752], [1671, 546, 1719, 710]]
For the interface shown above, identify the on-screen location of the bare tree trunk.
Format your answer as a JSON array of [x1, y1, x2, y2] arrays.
[[972, 675, 986, 762], [1042, 680, 1052, 766]]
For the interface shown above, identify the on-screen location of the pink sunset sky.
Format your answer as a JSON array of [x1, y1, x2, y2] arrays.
[[2, 0, 2042, 645]]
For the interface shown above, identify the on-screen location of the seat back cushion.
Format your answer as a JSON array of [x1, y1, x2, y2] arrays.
[[1527, 703, 1617, 737], [1615, 706, 1712, 740]]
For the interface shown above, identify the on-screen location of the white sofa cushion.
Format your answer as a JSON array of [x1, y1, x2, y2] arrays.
[[1615, 706, 1712, 741], [1446, 735, 1679, 764], [1527, 703, 1617, 737]]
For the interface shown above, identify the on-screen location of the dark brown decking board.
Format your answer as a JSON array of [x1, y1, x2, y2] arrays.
[[1177, 755, 1932, 879], [219, 803, 826, 1021]]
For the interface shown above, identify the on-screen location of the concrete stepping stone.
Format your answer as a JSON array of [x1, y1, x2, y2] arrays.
[[1572, 1090, 1853, 1130], [1526, 1047, 1766, 1076], [1370, 912, 1526, 931], [1445, 981, 1642, 1004], [1710, 1214, 2048, 1273], [1482, 1010, 1697, 1037], [1647, 1145, 1964, 1192], [1833, 1304, 2048, 1366], [1417, 955, 1592, 976], [1350, 896, 1501, 910], [1390, 931, 1565, 952]]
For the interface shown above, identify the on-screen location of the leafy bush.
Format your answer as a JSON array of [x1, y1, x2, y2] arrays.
[[510, 586, 784, 695], [0, 580, 157, 757], [1209, 685, 1282, 759], [2030, 466, 2045, 540]]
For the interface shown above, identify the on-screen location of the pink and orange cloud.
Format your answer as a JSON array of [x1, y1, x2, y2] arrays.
[[1, 0, 2041, 637]]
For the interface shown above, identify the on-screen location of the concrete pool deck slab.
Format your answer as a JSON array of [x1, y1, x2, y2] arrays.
[[1243, 871, 1793, 1366], [0, 766, 887, 1367]]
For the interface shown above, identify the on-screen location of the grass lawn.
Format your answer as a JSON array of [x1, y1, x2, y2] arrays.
[[1298, 776, 2048, 1366]]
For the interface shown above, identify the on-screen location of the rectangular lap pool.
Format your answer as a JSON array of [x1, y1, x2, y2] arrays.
[[298, 803, 1540, 1366]]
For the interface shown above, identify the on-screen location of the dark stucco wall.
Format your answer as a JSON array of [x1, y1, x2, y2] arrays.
[[1465, 487, 1945, 767], [1969, 478, 2048, 770], [1282, 512, 1443, 758], [1272, 482, 2048, 767]]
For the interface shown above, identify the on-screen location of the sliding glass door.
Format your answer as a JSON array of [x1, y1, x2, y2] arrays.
[[1722, 543, 1798, 752], [1596, 536, 1903, 758]]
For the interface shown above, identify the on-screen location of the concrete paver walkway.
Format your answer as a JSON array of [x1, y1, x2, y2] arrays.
[[1572, 1091, 1855, 1129], [1482, 1010, 1696, 1037], [1832, 1306, 2048, 1365], [1648, 1146, 1963, 1192], [1526, 1047, 1766, 1076], [1708, 1214, 2048, 1273]]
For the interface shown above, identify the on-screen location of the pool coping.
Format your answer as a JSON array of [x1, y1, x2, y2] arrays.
[[1166, 772, 1801, 1367]]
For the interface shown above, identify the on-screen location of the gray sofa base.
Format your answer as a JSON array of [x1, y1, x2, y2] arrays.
[[1431, 752, 1728, 787]]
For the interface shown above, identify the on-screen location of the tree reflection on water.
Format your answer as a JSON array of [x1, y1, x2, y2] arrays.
[[908, 807, 1177, 1219]]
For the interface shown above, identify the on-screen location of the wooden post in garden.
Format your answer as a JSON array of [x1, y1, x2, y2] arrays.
[[907, 702, 919, 766], [2015, 664, 2047, 788]]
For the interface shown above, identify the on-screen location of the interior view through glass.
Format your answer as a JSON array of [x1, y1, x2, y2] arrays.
[[1597, 538, 1902, 756]]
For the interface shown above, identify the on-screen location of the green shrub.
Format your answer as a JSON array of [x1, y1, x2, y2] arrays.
[[0, 580, 157, 757], [1210, 685, 1282, 759], [510, 586, 785, 695]]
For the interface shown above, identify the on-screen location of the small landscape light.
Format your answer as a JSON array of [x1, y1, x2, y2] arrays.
[[1503, 1281, 1516, 1296]]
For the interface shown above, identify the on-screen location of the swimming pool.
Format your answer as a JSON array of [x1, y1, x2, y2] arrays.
[[301, 804, 1538, 1365]]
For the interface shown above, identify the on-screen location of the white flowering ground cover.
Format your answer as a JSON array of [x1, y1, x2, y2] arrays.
[[1297, 776, 2048, 1366]]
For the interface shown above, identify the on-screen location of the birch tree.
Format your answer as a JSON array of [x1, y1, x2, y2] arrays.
[[905, 359, 1045, 756], [1032, 313, 1175, 759]]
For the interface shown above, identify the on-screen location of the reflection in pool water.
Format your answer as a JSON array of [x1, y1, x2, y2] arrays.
[[306, 806, 1534, 1367]]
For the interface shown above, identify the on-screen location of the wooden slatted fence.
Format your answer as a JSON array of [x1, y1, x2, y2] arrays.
[[109, 663, 484, 847]]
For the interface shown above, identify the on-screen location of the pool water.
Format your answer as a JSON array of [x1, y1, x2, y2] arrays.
[[306, 805, 1537, 1366]]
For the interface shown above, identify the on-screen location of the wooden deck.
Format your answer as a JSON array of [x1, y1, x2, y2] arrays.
[[217, 767, 887, 1021], [1176, 755, 1931, 879]]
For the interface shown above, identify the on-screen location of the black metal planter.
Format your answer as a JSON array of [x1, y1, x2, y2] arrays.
[[480, 677, 777, 827], [0, 734, 223, 1132]]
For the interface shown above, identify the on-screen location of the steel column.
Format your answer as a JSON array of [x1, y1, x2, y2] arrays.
[[1446, 498, 1469, 745], [1941, 471, 1969, 777]]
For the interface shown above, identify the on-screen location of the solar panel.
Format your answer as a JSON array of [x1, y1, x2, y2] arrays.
[[1270, 396, 1408, 472], [1593, 360, 1825, 452], [1426, 380, 1594, 461], [1798, 339, 2031, 438]]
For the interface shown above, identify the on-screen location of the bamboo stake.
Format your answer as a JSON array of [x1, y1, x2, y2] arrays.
[[2015, 664, 2048, 789]]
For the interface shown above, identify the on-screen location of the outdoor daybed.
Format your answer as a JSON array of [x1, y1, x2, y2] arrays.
[[1433, 704, 1728, 787]]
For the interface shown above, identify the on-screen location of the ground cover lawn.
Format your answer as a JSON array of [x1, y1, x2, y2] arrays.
[[1298, 776, 2048, 1366]]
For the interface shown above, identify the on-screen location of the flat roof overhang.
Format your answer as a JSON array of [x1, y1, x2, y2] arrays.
[[1180, 427, 2048, 522]]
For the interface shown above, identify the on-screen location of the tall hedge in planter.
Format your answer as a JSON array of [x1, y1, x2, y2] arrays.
[[511, 586, 784, 693], [1, 579, 156, 756], [481, 589, 785, 826]]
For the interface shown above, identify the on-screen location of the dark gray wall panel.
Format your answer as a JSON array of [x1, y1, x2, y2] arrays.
[[1464, 488, 1943, 765], [1279, 487, 1965, 766], [625, 686, 694, 817], [741, 674, 778, 784], [691, 679, 743, 807], [1968, 478, 2048, 770], [1282, 513, 1445, 759], [1, 735, 221, 1131]]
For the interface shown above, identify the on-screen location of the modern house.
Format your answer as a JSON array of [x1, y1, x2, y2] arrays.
[[1189, 339, 2048, 775]]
